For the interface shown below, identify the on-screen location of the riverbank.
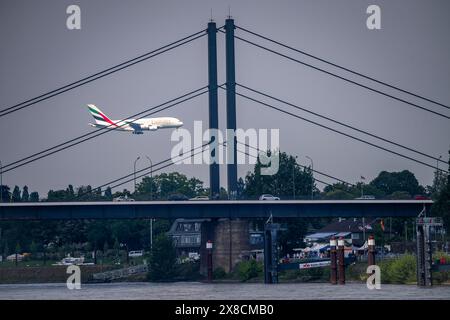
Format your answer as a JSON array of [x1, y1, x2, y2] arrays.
[[0, 265, 117, 284], [1, 282, 449, 300]]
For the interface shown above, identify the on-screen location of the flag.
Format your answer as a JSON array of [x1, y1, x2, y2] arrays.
[[380, 219, 385, 231]]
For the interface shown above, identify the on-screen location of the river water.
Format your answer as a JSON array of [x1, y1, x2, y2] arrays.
[[0, 282, 449, 300]]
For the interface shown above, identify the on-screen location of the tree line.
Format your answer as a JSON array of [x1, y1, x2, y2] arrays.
[[0, 150, 448, 261]]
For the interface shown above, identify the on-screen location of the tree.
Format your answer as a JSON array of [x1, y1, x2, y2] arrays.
[[15, 243, 21, 266], [278, 218, 308, 255], [323, 189, 354, 200], [370, 170, 424, 197], [431, 150, 450, 232], [104, 187, 112, 200], [66, 185, 75, 200], [86, 221, 111, 263], [244, 152, 314, 199], [0, 185, 10, 202], [386, 191, 411, 200], [113, 238, 120, 262], [148, 233, 177, 281], [30, 241, 38, 258], [3, 242, 9, 259], [103, 241, 109, 254], [136, 172, 205, 200], [12, 186, 21, 202], [22, 186, 29, 202], [29, 192, 39, 202], [237, 178, 245, 199]]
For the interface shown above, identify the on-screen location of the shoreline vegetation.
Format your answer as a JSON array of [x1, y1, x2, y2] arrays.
[[1, 255, 449, 285]]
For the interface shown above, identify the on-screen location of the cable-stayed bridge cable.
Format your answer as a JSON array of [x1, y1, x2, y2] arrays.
[[236, 25, 450, 111], [219, 30, 450, 120], [237, 141, 355, 187], [0, 30, 207, 118], [218, 86, 448, 173], [1, 86, 210, 174], [81, 141, 216, 197], [237, 83, 446, 165]]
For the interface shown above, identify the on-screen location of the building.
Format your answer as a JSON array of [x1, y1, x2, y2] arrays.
[[304, 218, 380, 248], [167, 218, 205, 257], [167, 218, 265, 268]]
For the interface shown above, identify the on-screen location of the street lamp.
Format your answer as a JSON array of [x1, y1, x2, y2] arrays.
[[292, 156, 298, 199], [305, 156, 314, 200], [144, 155, 154, 252], [133, 156, 141, 193], [145, 156, 153, 201]]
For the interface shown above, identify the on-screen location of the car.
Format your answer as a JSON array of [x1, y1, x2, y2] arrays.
[[128, 250, 144, 258], [259, 194, 280, 200], [113, 195, 135, 202], [354, 195, 375, 200], [189, 196, 209, 201], [188, 252, 200, 261]]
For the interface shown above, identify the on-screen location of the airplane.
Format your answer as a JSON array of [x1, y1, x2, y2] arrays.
[[87, 104, 183, 134]]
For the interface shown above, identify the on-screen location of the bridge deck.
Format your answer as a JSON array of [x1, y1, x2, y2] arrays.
[[0, 200, 432, 220]]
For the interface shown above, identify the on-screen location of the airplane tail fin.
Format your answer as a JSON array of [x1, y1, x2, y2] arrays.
[[87, 104, 116, 127]]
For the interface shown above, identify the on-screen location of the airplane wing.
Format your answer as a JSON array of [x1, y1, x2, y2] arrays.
[[125, 121, 143, 134]]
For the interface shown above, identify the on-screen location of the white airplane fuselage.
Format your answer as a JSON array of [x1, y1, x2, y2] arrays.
[[87, 104, 183, 134]]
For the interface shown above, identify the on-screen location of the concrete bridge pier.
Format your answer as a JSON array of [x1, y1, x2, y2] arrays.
[[200, 219, 250, 276]]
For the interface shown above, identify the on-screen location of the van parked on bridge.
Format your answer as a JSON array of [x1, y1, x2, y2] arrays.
[[128, 250, 144, 258], [259, 194, 280, 200]]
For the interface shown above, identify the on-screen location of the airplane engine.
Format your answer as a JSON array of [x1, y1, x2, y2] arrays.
[[148, 125, 158, 131]]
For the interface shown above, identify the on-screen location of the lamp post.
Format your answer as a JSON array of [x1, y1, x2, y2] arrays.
[[145, 156, 153, 200], [292, 156, 298, 199], [133, 156, 141, 193], [305, 156, 313, 200], [144, 155, 154, 252]]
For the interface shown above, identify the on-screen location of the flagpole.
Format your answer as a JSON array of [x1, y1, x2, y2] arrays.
[[360, 176, 365, 198], [363, 217, 366, 243]]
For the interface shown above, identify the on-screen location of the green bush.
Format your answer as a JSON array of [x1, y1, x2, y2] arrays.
[[147, 234, 177, 281], [213, 267, 227, 279], [379, 254, 416, 284], [175, 261, 201, 281], [237, 260, 263, 281]]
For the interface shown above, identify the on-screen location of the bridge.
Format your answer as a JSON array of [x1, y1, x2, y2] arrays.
[[0, 14, 447, 287], [0, 200, 431, 220]]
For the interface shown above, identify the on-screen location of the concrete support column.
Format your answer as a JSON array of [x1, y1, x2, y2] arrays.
[[200, 219, 216, 276], [368, 235, 376, 267], [225, 18, 237, 199], [337, 237, 345, 285], [329, 236, 337, 285], [207, 21, 220, 199], [213, 219, 250, 273]]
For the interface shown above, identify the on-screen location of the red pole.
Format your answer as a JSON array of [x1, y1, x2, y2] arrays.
[[368, 235, 376, 266], [337, 237, 345, 285], [330, 236, 337, 285]]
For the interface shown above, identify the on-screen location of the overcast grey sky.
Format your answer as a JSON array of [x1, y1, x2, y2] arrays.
[[1, 0, 449, 197]]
